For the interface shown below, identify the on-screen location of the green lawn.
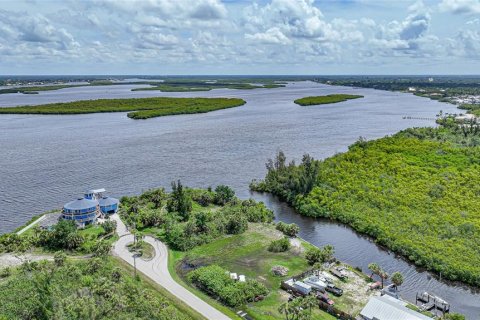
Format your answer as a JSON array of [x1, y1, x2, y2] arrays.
[[294, 94, 363, 106], [127, 240, 155, 260], [169, 223, 336, 320]]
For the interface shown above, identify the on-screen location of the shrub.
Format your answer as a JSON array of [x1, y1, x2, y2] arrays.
[[276, 222, 300, 237], [305, 245, 335, 265], [214, 185, 236, 205], [0, 267, 11, 278], [225, 215, 248, 235], [305, 247, 323, 265], [188, 265, 268, 307], [54, 251, 67, 267], [101, 220, 117, 235], [268, 238, 291, 252]]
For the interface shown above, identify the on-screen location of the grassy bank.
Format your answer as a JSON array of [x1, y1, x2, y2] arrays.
[[251, 125, 480, 286], [0, 97, 246, 120], [294, 94, 363, 106], [0, 256, 196, 319], [169, 223, 336, 320]]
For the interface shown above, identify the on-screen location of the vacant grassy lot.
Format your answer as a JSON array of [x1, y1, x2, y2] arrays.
[[294, 94, 363, 106], [0, 97, 246, 119], [170, 223, 336, 320]]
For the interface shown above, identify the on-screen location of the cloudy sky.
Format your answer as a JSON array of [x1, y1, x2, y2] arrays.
[[1, 0, 479, 75]]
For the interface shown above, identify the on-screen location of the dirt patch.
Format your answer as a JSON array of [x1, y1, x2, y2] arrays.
[[289, 238, 304, 254], [328, 265, 379, 316], [0, 253, 53, 268]]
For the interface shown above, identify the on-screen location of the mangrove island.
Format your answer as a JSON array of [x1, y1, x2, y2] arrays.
[[294, 94, 363, 106], [0, 97, 246, 120]]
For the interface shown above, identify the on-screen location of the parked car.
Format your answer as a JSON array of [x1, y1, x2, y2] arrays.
[[325, 283, 343, 296], [304, 276, 327, 292], [317, 293, 334, 305]]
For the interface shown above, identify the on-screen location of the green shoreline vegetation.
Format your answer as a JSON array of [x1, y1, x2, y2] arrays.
[[294, 94, 363, 106], [251, 122, 480, 287], [0, 97, 246, 120], [0, 256, 196, 319]]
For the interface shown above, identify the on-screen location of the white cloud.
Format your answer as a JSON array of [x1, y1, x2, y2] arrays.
[[0, 0, 479, 74], [243, 0, 336, 41], [245, 27, 291, 44], [439, 0, 480, 14]]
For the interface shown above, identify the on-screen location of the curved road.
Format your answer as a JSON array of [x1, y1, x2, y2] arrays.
[[111, 214, 231, 320]]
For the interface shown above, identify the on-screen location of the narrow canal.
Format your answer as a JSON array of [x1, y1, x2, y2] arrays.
[[251, 192, 480, 318]]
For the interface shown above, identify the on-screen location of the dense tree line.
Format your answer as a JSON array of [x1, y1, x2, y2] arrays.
[[0, 257, 190, 319], [0, 220, 115, 254], [251, 125, 480, 286]]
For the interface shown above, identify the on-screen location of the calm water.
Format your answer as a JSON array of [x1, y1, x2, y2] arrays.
[[0, 81, 478, 317]]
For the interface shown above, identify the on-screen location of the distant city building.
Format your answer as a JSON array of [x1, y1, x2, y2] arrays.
[[62, 188, 119, 227], [428, 77, 434, 82]]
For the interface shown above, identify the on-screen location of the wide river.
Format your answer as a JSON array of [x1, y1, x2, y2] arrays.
[[0, 81, 478, 317]]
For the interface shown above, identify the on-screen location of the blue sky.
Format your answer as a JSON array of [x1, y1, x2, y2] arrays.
[[0, 0, 479, 75]]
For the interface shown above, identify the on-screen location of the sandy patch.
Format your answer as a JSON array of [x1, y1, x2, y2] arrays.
[[0, 253, 53, 268]]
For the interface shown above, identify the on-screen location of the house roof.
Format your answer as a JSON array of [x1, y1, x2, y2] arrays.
[[360, 296, 432, 320], [64, 198, 98, 211], [98, 196, 119, 207]]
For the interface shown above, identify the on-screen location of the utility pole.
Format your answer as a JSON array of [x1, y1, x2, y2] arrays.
[[133, 221, 137, 278]]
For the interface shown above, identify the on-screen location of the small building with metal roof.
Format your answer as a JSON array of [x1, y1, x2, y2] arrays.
[[84, 188, 106, 201], [360, 295, 432, 320]]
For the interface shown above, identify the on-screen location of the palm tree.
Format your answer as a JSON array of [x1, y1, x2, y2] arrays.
[[368, 263, 380, 279], [303, 295, 317, 318], [379, 269, 389, 289], [391, 271, 404, 290], [278, 302, 292, 320], [322, 245, 335, 262]]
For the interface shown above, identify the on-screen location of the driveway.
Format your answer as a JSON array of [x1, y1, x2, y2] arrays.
[[111, 214, 231, 320]]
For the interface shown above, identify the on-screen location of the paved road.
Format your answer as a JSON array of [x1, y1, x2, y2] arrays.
[[111, 214, 231, 320], [16, 215, 47, 235]]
